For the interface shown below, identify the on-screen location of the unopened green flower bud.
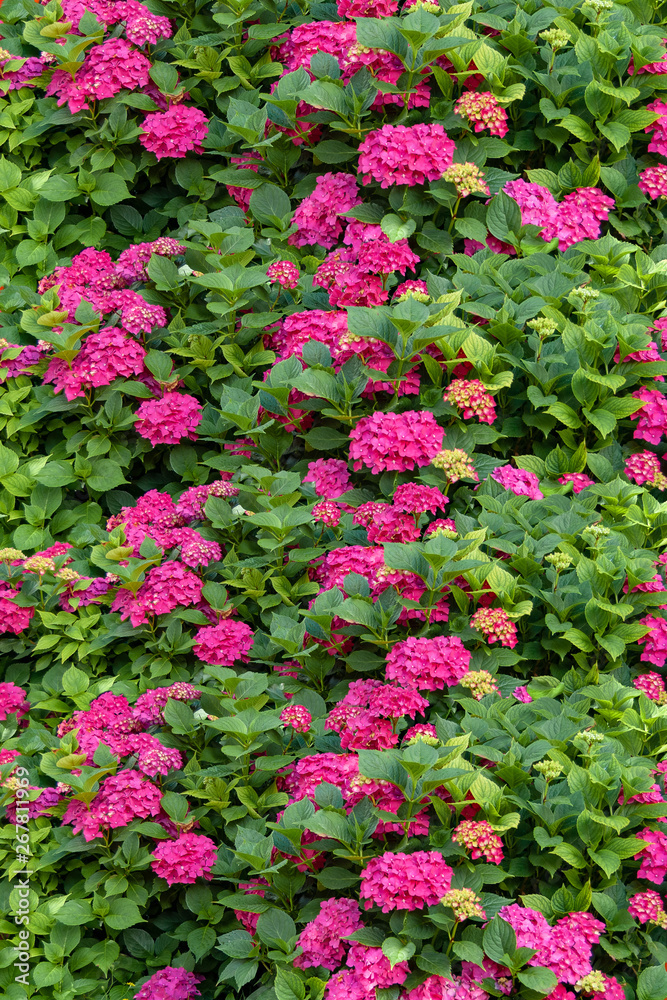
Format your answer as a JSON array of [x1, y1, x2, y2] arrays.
[[545, 552, 572, 571], [528, 317, 558, 336], [540, 28, 571, 50], [534, 760, 563, 781]]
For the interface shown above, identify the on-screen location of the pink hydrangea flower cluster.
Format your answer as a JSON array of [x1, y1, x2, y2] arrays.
[[112, 561, 203, 627], [0, 682, 29, 721], [503, 179, 615, 250], [358, 124, 456, 188], [638, 615, 667, 667], [294, 897, 363, 970], [140, 106, 209, 159], [632, 387, 667, 444], [353, 503, 422, 544], [639, 165, 667, 199], [454, 91, 508, 137], [290, 172, 361, 248], [52, 0, 172, 43], [268, 310, 349, 364], [633, 672, 667, 704], [44, 327, 147, 401], [57, 688, 195, 773], [359, 850, 454, 911], [635, 828, 667, 882], [452, 819, 504, 863], [279, 22, 430, 112], [0, 339, 50, 379], [116, 238, 185, 282], [471, 607, 519, 648], [385, 635, 471, 691], [313, 501, 342, 526], [134, 393, 203, 446], [349, 410, 443, 473], [628, 890, 667, 926], [0, 53, 46, 90], [315, 545, 450, 626], [62, 770, 163, 841], [134, 966, 202, 1000], [491, 464, 544, 500], [151, 832, 218, 884], [280, 705, 312, 732], [175, 478, 238, 520], [267, 260, 300, 287], [337, 0, 398, 16], [394, 279, 430, 302], [46, 38, 151, 114], [193, 619, 255, 665], [303, 459, 351, 500], [625, 451, 667, 487], [646, 100, 667, 156], [325, 678, 428, 750], [313, 224, 420, 309], [443, 379, 496, 424], [133, 683, 202, 726], [558, 472, 595, 492], [39, 247, 168, 331]]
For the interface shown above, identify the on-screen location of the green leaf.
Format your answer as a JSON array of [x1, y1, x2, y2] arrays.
[[312, 140, 356, 163], [89, 173, 131, 206], [249, 184, 291, 224], [255, 909, 297, 949], [483, 916, 517, 965], [382, 937, 416, 968], [0, 155, 22, 190], [517, 967, 558, 995], [0, 443, 19, 477], [275, 968, 305, 1000], [381, 213, 416, 242], [104, 898, 144, 930], [147, 254, 180, 291], [637, 965, 667, 1000], [486, 192, 521, 242], [62, 665, 89, 697], [597, 121, 631, 152]]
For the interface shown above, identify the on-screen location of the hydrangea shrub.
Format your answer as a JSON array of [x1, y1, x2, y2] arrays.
[[2, 0, 667, 999]]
